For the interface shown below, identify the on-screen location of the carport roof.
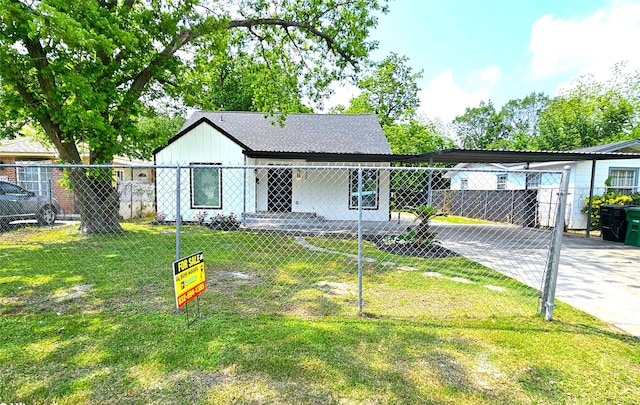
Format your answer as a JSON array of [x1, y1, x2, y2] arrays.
[[401, 148, 640, 163], [246, 148, 640, 164]]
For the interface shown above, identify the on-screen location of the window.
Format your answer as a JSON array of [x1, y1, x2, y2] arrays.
[[526, 173, 540, 189], [16, 165, 52, 197], [609, 168, 638, 194], [496, 174, 507, 190], [191, 164, 222, 208], [350, 169, 379, 209]]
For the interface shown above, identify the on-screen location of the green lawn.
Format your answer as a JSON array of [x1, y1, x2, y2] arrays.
[[0, 223, 638, 404]]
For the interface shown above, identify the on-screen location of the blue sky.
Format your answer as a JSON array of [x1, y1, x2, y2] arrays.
[[329, 0, 640, 123]]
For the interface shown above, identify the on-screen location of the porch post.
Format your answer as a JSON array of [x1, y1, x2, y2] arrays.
[[586, 160, 596, 238]]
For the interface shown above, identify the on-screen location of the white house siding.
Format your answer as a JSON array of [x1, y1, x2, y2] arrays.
[[154, 122, 250, 221], [154, 122, 392, 222], [449, 167, 525, 191], [252, 159, 391, 221], [540, 159, 640, 229]]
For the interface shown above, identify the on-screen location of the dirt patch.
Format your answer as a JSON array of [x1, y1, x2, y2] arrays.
[[54, 284, 93, 302], [315, 281, 354, 295], [373, 240, 458, 259]]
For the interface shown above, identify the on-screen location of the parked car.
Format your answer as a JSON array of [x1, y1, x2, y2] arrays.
[[0, 180, 60, 229]]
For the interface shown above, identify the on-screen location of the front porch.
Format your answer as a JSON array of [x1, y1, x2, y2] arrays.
[[241, 211, 412, 238]]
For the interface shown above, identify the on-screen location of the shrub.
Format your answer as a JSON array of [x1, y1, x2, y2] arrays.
[[208, 212, 240, 231], [582, 194, 633, 230], [193, 211, 208, 225]]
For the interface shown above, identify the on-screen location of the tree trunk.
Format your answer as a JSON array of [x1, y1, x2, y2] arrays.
[[67, 167, 123, 234]]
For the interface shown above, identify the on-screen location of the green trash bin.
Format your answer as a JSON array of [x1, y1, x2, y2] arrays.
[[624, 207, 640, 247]]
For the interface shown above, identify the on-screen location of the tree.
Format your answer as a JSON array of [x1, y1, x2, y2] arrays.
[[177, 47, 311, 113], [495, 92, 550, 150], [0, 0, 386, 233], [537, 65, 639, 150], [452, 101, 503, 149], [336, 52, 422, 127], [136, 114, 186, 158], [384, 118, 455, 155]]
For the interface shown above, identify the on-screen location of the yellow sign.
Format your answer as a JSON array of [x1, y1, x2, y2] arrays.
[[173, 251, 206, 309]]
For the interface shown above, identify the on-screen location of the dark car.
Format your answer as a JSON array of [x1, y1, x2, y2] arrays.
[[0, 180, 60, 229]]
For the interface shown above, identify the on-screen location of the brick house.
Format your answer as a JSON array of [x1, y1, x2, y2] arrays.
[[0, 136, 76, 216]]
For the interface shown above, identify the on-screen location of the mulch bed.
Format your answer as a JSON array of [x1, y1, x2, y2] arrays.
[[369, 237, 459, 259]]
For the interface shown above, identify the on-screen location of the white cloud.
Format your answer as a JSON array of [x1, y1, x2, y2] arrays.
[[318, 81, 360, 112], [468, 65, 502, 88], [529, 0, 640, 81], [418, 68, 499, 123]]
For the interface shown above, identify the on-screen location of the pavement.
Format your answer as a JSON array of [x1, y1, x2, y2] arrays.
[[434, 223, 640, 338]]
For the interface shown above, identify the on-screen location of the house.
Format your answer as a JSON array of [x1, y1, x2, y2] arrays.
[[0, 136, 76, 216], [152, 111, 394, 222], [0, 136, 155, 219], [445, 139, 640, 229]]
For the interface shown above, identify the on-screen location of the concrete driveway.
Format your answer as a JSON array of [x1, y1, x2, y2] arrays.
[[434, 223, 640, 338]]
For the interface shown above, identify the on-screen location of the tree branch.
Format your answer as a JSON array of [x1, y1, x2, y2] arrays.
[[112, 29, 196, 129], [113, 16, 355, 128], [228, 18, 354, 64]]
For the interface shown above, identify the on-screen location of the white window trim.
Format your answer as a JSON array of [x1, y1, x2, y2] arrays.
[[496, 174, 507, 190], [349, 169, 379, 210], [190, 163, 222, 209], [608, 167, 639, 194]]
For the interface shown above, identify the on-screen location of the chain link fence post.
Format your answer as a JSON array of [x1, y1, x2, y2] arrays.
[[175, 164, 182, 261], [540, 165, 571, 320], [357, 167, 364, 314]]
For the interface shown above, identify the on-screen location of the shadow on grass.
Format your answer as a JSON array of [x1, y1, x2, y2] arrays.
[[1, 224, 638, 403]]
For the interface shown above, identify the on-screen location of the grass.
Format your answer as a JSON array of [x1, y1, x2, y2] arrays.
[[430, 215, 504, 225], [0, 223, 639, 404]]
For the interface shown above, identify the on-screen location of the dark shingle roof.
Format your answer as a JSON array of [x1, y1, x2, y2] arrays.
[[571, 139, 640, 153], [170, 111, 392, 155]]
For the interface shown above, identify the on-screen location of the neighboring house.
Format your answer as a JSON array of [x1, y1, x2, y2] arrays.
[[0, 136, 76, 215], [446, 139, 640, 229], [153, 111, 394, 222], [0, 136, 155, 219]]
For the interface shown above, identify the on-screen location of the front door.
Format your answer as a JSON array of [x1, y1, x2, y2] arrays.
[[268, 168, 292, 212]]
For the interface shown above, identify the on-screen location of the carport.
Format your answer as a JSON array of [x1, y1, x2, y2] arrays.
[[390, 148, 640, 237]]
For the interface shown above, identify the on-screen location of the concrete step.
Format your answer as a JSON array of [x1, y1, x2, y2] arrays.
[[243, 211, 325, 224]]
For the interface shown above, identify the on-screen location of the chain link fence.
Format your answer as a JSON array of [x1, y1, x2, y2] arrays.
[[1, 163, 569, 321]]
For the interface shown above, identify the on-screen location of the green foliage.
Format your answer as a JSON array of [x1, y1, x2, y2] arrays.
[[453, 93, 549, 150], [452, 101, 503, 149], [494, 92, 550, 150], [0, 0, 386, 231], [582, 193, 633, 230], [136, 114, 185, 158], [537, 64, 639, 151], [335, 52, 422, 127], [408, 204, 441, 244], [385, 118, 456, 155], [0, 0, 386, 164]]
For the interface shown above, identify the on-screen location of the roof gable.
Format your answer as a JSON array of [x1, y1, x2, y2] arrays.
[[157, 111, 392, 156]]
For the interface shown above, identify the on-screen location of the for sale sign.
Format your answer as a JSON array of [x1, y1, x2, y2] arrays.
[[173, 251, 206, 309]]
